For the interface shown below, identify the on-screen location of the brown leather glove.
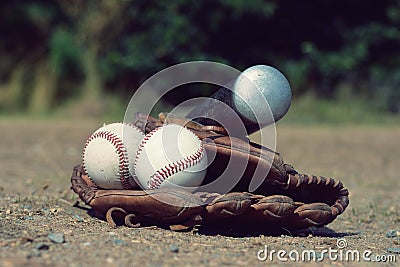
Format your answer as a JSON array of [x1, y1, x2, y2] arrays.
[[71, 113, 349, 232]]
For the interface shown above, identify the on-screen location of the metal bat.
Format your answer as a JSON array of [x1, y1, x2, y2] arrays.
[[187, 65, 292, 136]]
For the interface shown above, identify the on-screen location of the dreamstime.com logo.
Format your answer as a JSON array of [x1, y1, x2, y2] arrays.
[[257, 238, 398, 263]]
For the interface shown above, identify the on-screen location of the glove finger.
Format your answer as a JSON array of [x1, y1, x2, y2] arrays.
[[251, 195, 297, 219], [206, 192, 255, 218], [294, 203, 333, 227]]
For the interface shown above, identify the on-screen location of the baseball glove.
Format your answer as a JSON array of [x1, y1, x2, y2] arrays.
[[71, 113, 349, 232]]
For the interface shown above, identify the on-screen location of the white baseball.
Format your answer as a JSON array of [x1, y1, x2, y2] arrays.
[[134, 124, 207, 190], [82, 122, 144, 189]]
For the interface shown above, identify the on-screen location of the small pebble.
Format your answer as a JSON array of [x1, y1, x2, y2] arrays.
[[48, 233, 65, 244], [386, 230, 399, 238], [387, 247, 400, 254], [169, 244, 179, 253], [73, 214, 84, 222], [22, 205, 32, 210], [35, 243, 49, 251], [113, 239, 124, 245], [50, 208, 58, 213]]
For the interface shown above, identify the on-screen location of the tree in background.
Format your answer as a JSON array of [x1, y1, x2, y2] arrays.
[[0, 0, 61, 113], [0, 0, 399, 115]]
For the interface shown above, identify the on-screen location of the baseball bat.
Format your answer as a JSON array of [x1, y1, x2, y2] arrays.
[[187, 65, 292, 136]]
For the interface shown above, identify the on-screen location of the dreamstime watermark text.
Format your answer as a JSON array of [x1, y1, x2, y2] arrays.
[[257, 238, 397, 263]]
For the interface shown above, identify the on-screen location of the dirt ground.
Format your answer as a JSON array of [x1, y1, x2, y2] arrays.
[[0, 118, 399, 266]]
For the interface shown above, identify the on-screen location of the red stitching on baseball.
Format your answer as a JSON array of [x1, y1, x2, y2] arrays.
[[82, 130, 133, 189], [134, 125, 205, 190], [121, 122, 144, 135], [148, 130, 205, 189], [133, 126, 163, 171]]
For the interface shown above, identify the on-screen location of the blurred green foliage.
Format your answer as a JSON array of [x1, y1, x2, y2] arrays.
[[0, 0, 399, 118]]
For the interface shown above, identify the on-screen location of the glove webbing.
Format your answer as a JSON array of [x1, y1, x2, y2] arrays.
[[284, 174, 349, 226]]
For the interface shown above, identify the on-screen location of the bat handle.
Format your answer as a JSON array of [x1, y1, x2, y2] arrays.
[[188, 86, 267, 136]]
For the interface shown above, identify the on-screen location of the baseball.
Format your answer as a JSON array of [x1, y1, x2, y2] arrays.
[[134, 124, 207, 190], [82, 122, 144, 189]]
